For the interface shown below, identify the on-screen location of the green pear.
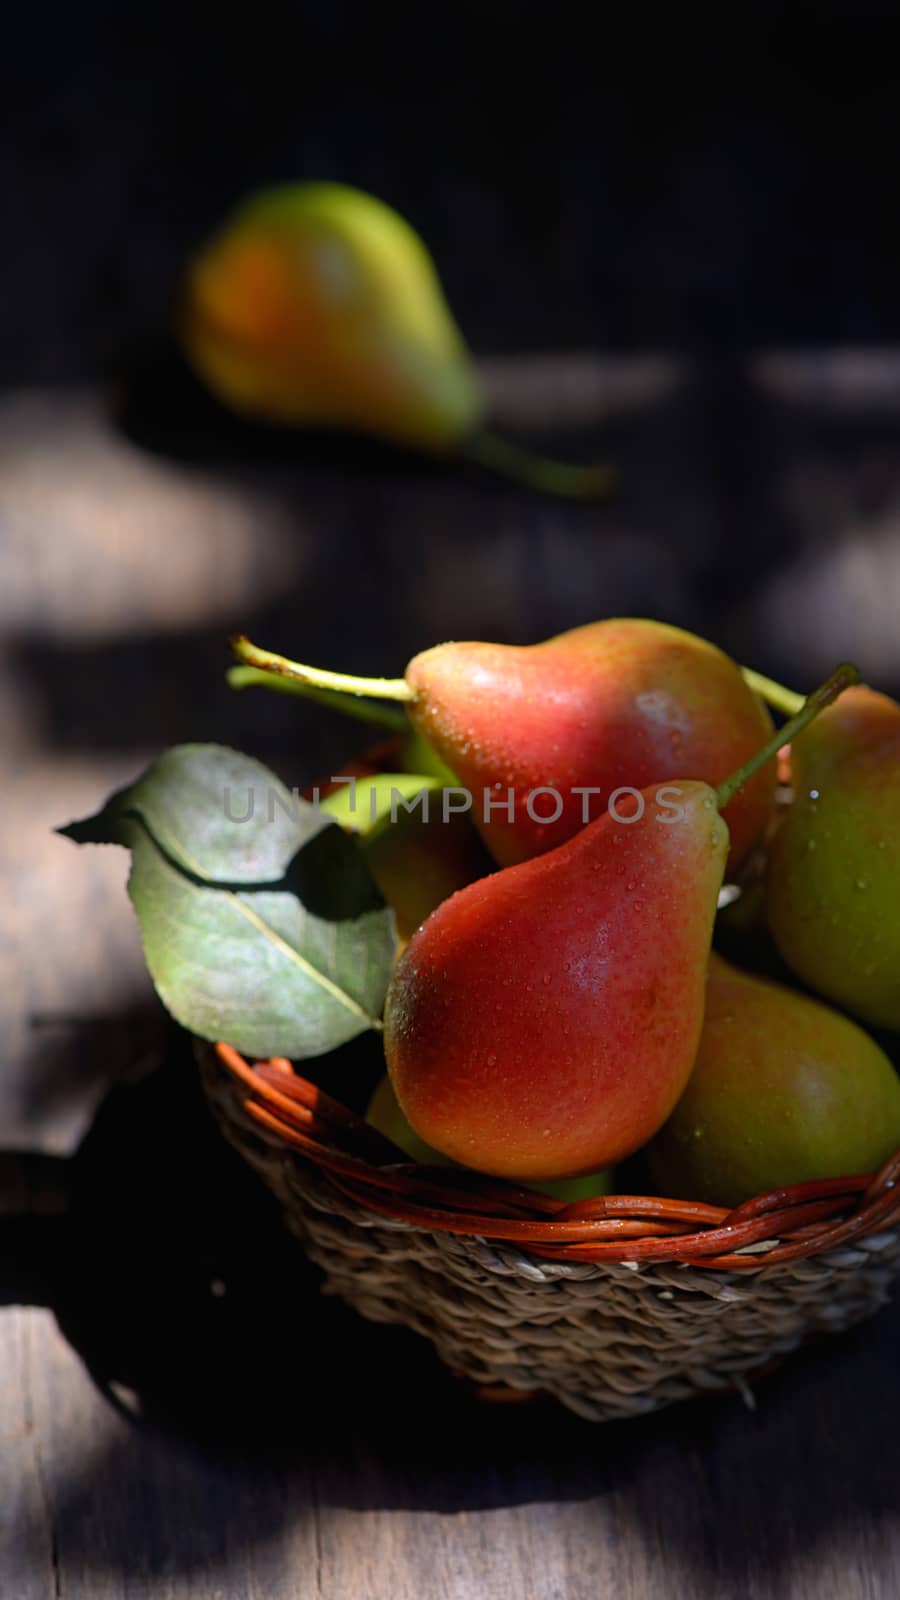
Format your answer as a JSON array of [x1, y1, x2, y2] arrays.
[[400, 727, 457, 787], [183, 182, 482, 452], [365, 801, 494, 942], [767, 686, 900, 1030], [647, 955, 900, 1206], [183, 183, 611, 495], [321, 774, 492, 941]]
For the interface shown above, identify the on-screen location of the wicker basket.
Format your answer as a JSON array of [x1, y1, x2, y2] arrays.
[[199, 1040, 900, 1423]]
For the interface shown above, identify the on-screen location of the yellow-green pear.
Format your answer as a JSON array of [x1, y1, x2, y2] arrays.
[[647, 955, 900, 1207], [768, 686, 900, 1030], [183, 182, 482, 452], [183, 183, 611, 495]]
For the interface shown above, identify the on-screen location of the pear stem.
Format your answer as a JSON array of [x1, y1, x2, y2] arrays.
[[715, 662, 860, 813], [464, 431, 616, 501], [226, 665, 410, 731], [229, 635, 415, 703], [740, 666, 805, 717]]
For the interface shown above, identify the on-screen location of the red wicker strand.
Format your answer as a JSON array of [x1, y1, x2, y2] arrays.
[[213, 1042, 900, 1272]]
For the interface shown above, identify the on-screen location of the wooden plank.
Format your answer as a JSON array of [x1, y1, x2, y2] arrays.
[[1, 1307, 322, 1600], [1, 1309, 60, 1600], [6, 1292, 900, 1599]]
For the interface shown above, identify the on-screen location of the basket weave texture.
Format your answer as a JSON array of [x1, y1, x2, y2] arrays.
[[200, 1041, 900, 1423]]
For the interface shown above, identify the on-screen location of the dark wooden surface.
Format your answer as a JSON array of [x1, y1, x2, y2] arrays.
[[5, 358, 900, 1598]]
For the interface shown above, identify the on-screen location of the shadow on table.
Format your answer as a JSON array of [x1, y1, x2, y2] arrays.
[[6, 355, 701, 767], [18, 346, 900, 807], [15, 349, 900, 776], [3, 1025, 900, 1593], [13, 1000, 169, 1150]]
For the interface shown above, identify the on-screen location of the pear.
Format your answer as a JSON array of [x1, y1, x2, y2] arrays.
[[647, 955, 900, 1206], [384, 780, 731, 1180], [367, 1071, 455, 1166], [182, 182, 609, 496], [400, 727, 457, 787], [183, 182, 481, 452], [382, 667, 856, 1181], [232, 618, 777, 876], [365, 1075, 612, 1201], [321, 773, 493, 942], [767, 686, 900, 1030], [365, 805, 493, 943], [405, 619, 776, 872]]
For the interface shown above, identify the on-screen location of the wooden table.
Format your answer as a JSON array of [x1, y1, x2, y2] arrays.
[[4, 356, 900, 1598]]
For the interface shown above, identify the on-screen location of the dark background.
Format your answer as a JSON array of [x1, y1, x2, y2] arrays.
[[4, 5, 900, 848], [4, 4, 900, 382]]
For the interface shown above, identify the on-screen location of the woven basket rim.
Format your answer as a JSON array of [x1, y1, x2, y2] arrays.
[[209, 1041, 900, 1273]]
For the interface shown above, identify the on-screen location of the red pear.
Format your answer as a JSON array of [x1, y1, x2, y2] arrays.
[[384, 781, 729, 1180], [405, 619, 774, 871], [366, 1073, 613, 1199], [383, 665, 857, 1182]]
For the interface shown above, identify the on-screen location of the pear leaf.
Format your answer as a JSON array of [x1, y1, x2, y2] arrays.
[[60, 744, 396, 1060]]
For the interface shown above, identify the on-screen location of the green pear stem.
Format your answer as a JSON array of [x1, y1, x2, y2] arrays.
[[740, 666, 805, 717], [230, 635, 415, 703], [226, 665, 410, 731], [464, 431, 616, 501], [715, 662, 860, 813]]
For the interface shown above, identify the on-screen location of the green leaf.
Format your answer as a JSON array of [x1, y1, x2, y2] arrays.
[[60, 744, 396, 1060]]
